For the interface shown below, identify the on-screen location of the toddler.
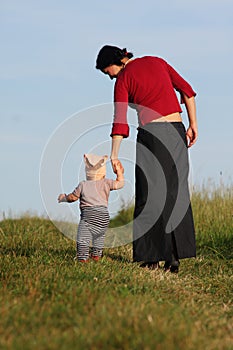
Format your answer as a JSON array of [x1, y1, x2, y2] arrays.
[[58, 154, 124, 262]]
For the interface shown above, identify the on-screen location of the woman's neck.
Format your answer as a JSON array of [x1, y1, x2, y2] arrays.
[[121, 57, 133, 66]]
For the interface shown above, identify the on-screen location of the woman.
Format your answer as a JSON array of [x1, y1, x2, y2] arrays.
[[96, 45, 198, 273]]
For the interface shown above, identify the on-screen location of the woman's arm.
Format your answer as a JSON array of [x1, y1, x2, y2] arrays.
[[183, 95, 198, 148], [110, 135, 123, 172]]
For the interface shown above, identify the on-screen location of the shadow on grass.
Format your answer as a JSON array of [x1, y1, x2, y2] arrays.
[[104, 252, 132, 264]]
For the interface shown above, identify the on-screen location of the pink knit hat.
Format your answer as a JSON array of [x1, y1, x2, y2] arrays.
[[84, 154, 108, 180]]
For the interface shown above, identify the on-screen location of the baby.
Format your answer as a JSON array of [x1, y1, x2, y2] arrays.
[[58, 154, 124, 262]]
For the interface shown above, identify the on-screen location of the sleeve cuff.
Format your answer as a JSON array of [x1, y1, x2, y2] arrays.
[[180, 90, 196, 104], [110, 123, 129, 138]]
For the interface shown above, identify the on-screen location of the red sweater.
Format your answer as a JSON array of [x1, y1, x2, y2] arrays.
[[111, 56, 196, 137]]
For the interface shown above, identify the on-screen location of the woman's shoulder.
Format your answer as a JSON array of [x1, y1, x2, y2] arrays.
[[132, 55, 164, 63], [124, 56, 166, 72]]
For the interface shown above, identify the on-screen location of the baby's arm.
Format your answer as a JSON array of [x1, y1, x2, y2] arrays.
[[57, 193, 79, 203], [113, 160, 124, 189]]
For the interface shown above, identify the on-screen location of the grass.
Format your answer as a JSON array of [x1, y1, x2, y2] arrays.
[[0, 185, 233, 350]]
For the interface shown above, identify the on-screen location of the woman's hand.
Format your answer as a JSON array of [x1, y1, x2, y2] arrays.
[[115, 160, 124, 174], [183, 95, 198, 147], [112, 159, 124, 189], [111, 158, 120, 174], [186, 125, 198, 148]]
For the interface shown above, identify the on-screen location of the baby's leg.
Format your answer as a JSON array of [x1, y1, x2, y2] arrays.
[[92, 229, 105, 258], [77, 218, 91, 261], [91, 207, 110, 258]]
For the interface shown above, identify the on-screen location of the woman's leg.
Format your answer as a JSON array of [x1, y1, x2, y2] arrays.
[[133, 123, 195, 268]]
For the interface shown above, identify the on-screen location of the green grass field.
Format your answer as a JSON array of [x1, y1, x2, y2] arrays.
[[0, 186, 233, 350]]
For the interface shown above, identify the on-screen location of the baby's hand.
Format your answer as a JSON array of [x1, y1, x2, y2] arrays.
[[58, 194, 67, 203]]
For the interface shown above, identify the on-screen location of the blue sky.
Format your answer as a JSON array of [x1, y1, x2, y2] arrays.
[[1, 0, 233, 219]]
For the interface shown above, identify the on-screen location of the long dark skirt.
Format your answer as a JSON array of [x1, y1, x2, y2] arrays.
[[133, 122, 196, 262]]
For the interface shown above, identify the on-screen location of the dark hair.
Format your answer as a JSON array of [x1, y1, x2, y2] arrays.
[[96, 45, 134, 70]]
